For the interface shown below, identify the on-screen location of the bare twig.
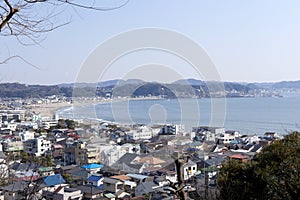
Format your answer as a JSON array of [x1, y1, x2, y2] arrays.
[[0, 55, 41, 69]]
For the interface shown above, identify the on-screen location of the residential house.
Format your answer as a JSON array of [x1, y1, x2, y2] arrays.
[[101, 144, 138, 167], [241, 135, 260, 145], [11, 163, 40, 182], [0, 181, 42, 200], [229, 154, 249, 162], [81, 163, 103, 174], [126, 174, 149, 184], [110, 175, 137, 190], [113, 153, 140, 173], [215, 133, 236, 144], [43, 174, 66, 188], [2, 140, 23, 152], [135, 156, 166, 172], [164, 171, 177, 183], [122, 162, 146, 174], [103, 178, 124, 194], [264, 132, 280, 139], [182, 160, 197, 180], [19, 131, 35, 141], [63, 167, 89, 186], [135, 181, 159, 197], [193, 126, 225, 135], [77, 185, 104, 199], [38, 167, 54, 177], [43, 186, 83, 200], [86, 175, 104, 188]]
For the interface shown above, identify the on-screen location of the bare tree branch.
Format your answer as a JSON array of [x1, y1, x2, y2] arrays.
[[57, 0, 130, 11], [0, 0, 129, 45]]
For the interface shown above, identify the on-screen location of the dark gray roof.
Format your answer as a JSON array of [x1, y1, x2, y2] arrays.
[[1, 181, 28, 192], [205, 157, 224, 166], [103, 177, 121, 184], [11, 162, 39, 171], [118, 153, 138, 164], [250, 144, 263, 152], [60, 165, 78, 171], [137, 181, 157, 194], [70, 169, 89, 179], [77, 185, 104, 195], [243, 144, 253, 151]]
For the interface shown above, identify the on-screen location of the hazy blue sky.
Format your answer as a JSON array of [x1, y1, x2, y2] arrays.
[[1, 0, 300, 85]]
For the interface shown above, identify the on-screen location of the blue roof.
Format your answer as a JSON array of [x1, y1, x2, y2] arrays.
[[44, 174, 65, 186], [81, 163, 104, 169], [230, 139, 240, 144], [87, 175, 103, 182]]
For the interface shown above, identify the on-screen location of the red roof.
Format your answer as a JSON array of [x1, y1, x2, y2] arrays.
[[230, 154, 248, 159], [1, 135, 14, 139], [68, 133, 80, 139], [14, 175, 40, 182]]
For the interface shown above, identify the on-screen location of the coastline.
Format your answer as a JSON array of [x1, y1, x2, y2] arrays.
[[25, 96, 162, 120]]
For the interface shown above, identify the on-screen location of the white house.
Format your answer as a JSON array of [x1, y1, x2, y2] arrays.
[[86, 175, 104, 187], [20, 131, 35, 141], [42, 185, 83, 200], [182, 160, 197, 180], [215, 133, 236, 144]]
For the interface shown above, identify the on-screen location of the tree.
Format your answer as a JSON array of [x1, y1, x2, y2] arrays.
[[252, 131, 300, 199], [0, 0, 129, 44], [217, 132, 300, 200]]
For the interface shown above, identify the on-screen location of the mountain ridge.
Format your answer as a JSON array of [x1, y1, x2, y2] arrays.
[[0, 79, 299, 98]]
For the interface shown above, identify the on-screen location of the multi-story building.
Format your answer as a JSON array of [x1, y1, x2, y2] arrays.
[[126, 125, 153, 141], [159, 124, 185, 135], [0, 110, 26, 122], [84, 144, 101, 164], [101, 144, 140, 167], [64, 139, 86, 165], [23, 137, 51, 156]]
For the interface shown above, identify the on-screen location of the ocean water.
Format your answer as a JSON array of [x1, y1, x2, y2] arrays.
[[57, 92, 300, 135]]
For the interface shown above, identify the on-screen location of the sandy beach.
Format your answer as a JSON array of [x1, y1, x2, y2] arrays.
[[25, 102, 72, 119]]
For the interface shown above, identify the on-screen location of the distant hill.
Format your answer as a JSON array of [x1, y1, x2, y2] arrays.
[[1, 79, 299, 98], [272, 80, 300, 89], [59, 79, 145, 88], [0, 83, 72, 98], [173, 78, 205, 86], [246, 80, 300, 90]]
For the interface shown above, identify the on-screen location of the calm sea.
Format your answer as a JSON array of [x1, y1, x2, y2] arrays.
[[58, 92, 300, 135]]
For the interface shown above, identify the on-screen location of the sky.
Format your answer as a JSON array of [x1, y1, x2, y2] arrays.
[[1, 0, 300, 85]]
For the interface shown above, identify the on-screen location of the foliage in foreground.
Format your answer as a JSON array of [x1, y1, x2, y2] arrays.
[[217, 131, 300, 200]]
